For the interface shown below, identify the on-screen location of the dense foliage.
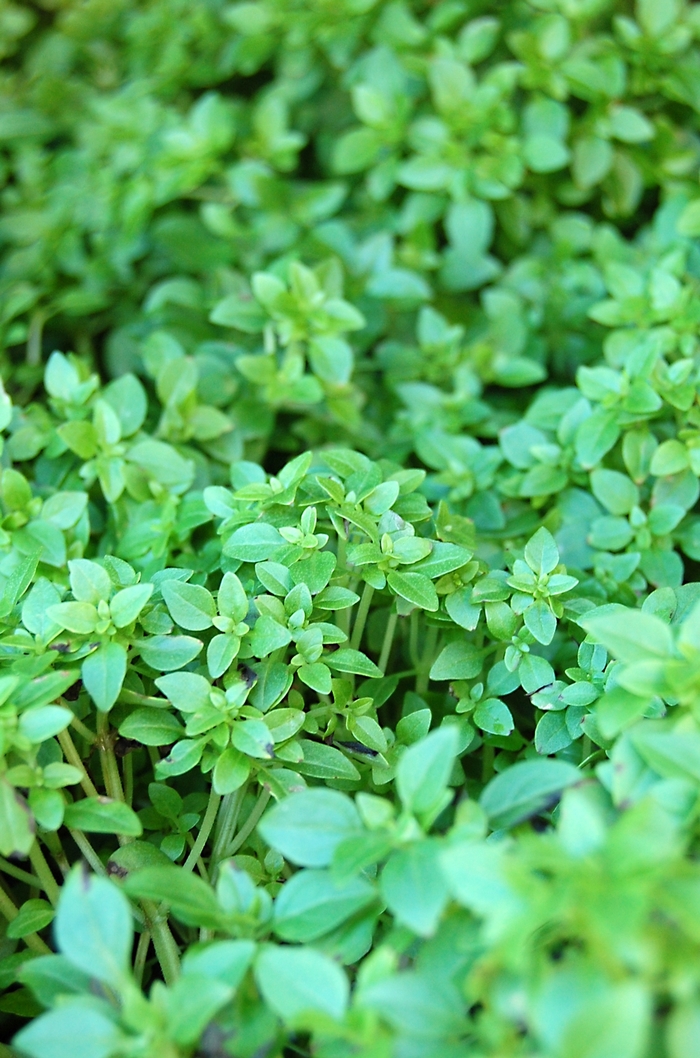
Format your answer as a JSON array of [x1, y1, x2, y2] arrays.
[[3, 0, 700, 1055]]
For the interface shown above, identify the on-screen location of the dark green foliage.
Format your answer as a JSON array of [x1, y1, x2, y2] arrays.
[[2, 1, 700, 1056]]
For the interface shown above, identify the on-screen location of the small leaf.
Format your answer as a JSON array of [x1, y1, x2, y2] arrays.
[[259, 789, 361, 867], [396, 726, 459, 815], [118, 708, 185, 746], [82, 642, 127, 712], [380, 842, 448, 937], [54, 866, 133, 985], [7, 899, 54, 939], [255, 944, 349, 1023], [387, 571, 439, 611], [64, 797, 143, 837], [479, 759, 580, 829]]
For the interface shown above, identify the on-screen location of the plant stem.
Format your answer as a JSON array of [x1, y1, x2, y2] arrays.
[[183, 789, 221, 872], [69, 714, 97, 744], [350, 582, 374, 651], [97, 713, 125, 803], [57, 728, 99, 798], [41, 831, 70, 877], [223, 788, 271, 858], [123, 753, 134, 807], [142, 900, 180, 984], [0, 858, 42, 888], [211, 785, 247, 878], [69, 828, 105, 874], [378, 610, 398, 674], [415, 624, 438, 696], [26, 309, 45, 367], [481, 741, 495, 784], [29, 841, 60, 905], [0, 883, 51, 955], [133, 929, 151, 987]]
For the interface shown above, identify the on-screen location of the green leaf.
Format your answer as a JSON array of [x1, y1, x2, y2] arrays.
[[224, 523, 285, 562], [326, 648, 382, 677], [19, 705, 72, 743], [64, 797, 143, 837], [118, 707, 185, 746], [0, 780, 34, 857], [162, 580, 216, 631], [230, 719, 274, 759], [580, 606, 673, 662], [13, 1002, 126, 1058], [46, 601, 98, 635], [429, 641, 482, 681], [254, 944, 349, 1023], [524, 527, 559, 576], [82, 642, 127, 712], [138, 635, 203, 671], [273, 869, 376, 942], [575, 409, 620, 470], [54, 866, 133, 985], [396, 726, 459, 815], [297, 740, 361, 781], [387, 570, 439, 611], [473, 698, 514, 736], [524, 600, 557, 646], [124, 866, 222, 928], [7, 899, 54, 939], [480, 759, 580, 829], [213, 747, 250, 794], [109, 583, 153, 628], [259, 789, 361, 867], [380, 842, 448, 937]]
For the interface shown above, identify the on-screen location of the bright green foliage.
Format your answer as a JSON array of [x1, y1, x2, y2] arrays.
[[2, 0, 700, 1056]]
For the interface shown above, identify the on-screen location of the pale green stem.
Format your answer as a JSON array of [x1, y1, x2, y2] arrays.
[[211, 785, 247, 878], [183, 789, 221, 872], [124, 753, 134, 807], [415, 624, 438, 696], [69, 714, 97, 744], [350, 582, 374, 651], [223, 788, 271, 858], [57, 728, 99, 798], [133, 930, 151, 987], [142, 900, 180, 984], [0, 857, 42, 888], [97, 713, 125, 802], [29, 841, 60, 905], [69, 828, 106, 874], [378, 610, 398, 674]]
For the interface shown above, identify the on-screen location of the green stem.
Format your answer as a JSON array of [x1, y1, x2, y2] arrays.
[[26, 309, 46, 367], [142, 900, 180, 984], [481, 741, 495, 784], [41, 831, 70, 877], [183, 789, 221, 872], [350, 582, 374, 651], [97, 713, 125, 803], [378, 610, 398, 674], [581, 734, 592, 765], [0, 883, 51, 955], [409, 611, 419, 668], [133, 929, 151, 988], [57, 728, 99, 798], [69, 714, 97, 744], [69, 828, 105, 874], [223, 788, 271, 858], [29, 842, 60, 905], [415, 624, 438, 696], [0, 858, 42, 888], [124, 753, 134, 807], [211, 785, 247, 878]]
